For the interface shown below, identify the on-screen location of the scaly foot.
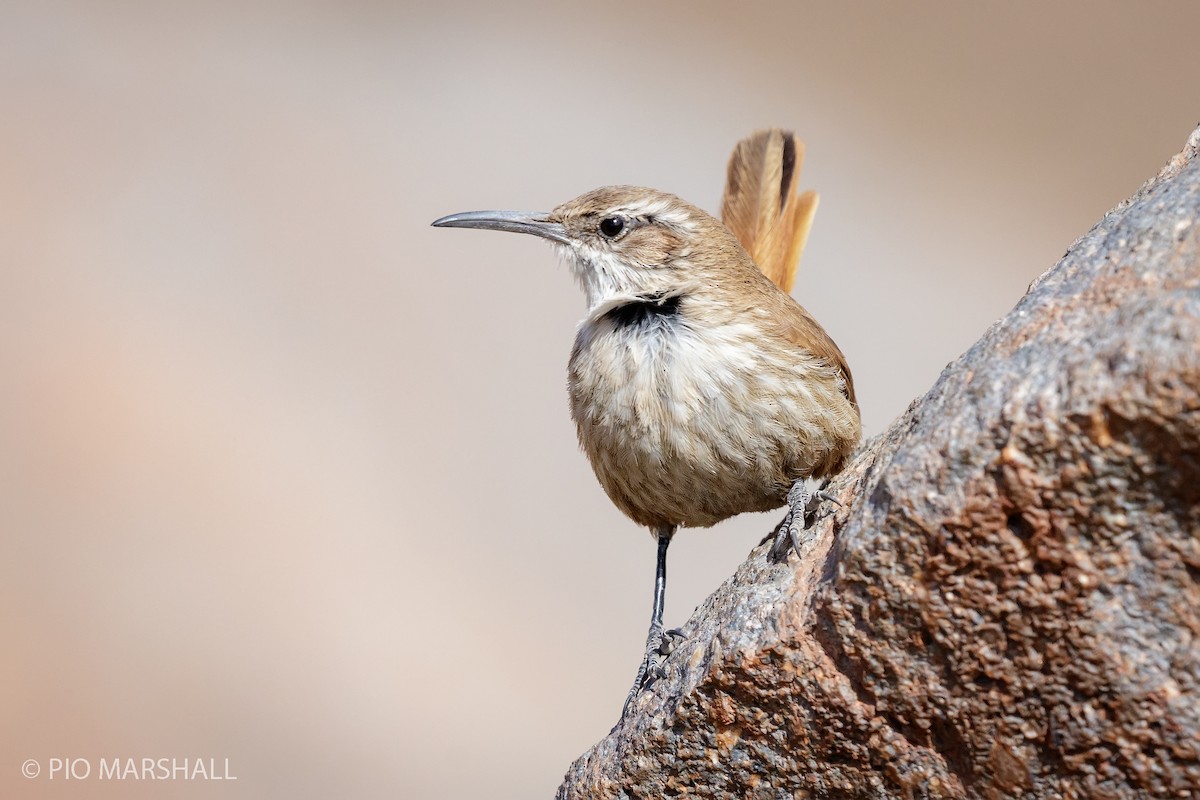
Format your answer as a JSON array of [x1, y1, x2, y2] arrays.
[[770, 480, 842, 563], [620, 627, 686, 718]]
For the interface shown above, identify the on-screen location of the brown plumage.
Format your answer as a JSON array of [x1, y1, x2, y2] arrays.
[[431, 131, 859, 717], [554, 186, 860, 530]]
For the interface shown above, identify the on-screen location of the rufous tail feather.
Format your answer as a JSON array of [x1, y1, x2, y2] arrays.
[[720, 129, 819, 294]]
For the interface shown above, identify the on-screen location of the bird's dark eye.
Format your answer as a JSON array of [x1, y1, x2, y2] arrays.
[[598, 215, 626, 239]]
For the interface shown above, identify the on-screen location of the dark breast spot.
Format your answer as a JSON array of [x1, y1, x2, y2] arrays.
[[603, 293, 683, 330]]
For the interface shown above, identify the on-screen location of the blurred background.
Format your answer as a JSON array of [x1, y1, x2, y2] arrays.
[[2, 1, 1198, 797]]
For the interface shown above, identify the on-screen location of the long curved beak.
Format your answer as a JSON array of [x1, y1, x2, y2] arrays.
[[431, 210, 570, 245]]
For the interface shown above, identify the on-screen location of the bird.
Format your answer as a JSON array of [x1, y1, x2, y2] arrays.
[[431, 130, 861, 718]]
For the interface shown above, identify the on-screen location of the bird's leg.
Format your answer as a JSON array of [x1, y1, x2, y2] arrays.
[[620, 525, 678, 718], [771, 479, 842, 562]]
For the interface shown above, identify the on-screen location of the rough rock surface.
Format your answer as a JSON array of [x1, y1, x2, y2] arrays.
[[557, 127, 1200, 799]]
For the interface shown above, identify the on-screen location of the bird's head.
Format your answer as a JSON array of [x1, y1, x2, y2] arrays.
[[433, 186, 756, 314]]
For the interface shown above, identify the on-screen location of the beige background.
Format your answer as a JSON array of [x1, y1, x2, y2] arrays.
[[2, 2, 1198, 797]]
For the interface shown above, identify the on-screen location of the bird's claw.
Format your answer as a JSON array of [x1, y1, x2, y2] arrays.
[[770, 481, 841, 563], [814, 489, 843, 508], [621, 626, 686, 716], [657, 627, 685, 656]]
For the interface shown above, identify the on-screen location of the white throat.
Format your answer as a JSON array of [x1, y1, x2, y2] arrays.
[[558, 244, 695, 321]]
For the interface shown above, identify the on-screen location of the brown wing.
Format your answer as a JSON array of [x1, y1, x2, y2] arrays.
[[782, 303, 859, 410], [761, 287, 858, 409], [737, 273, 860, 479], [720, 129, 819, 294]]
